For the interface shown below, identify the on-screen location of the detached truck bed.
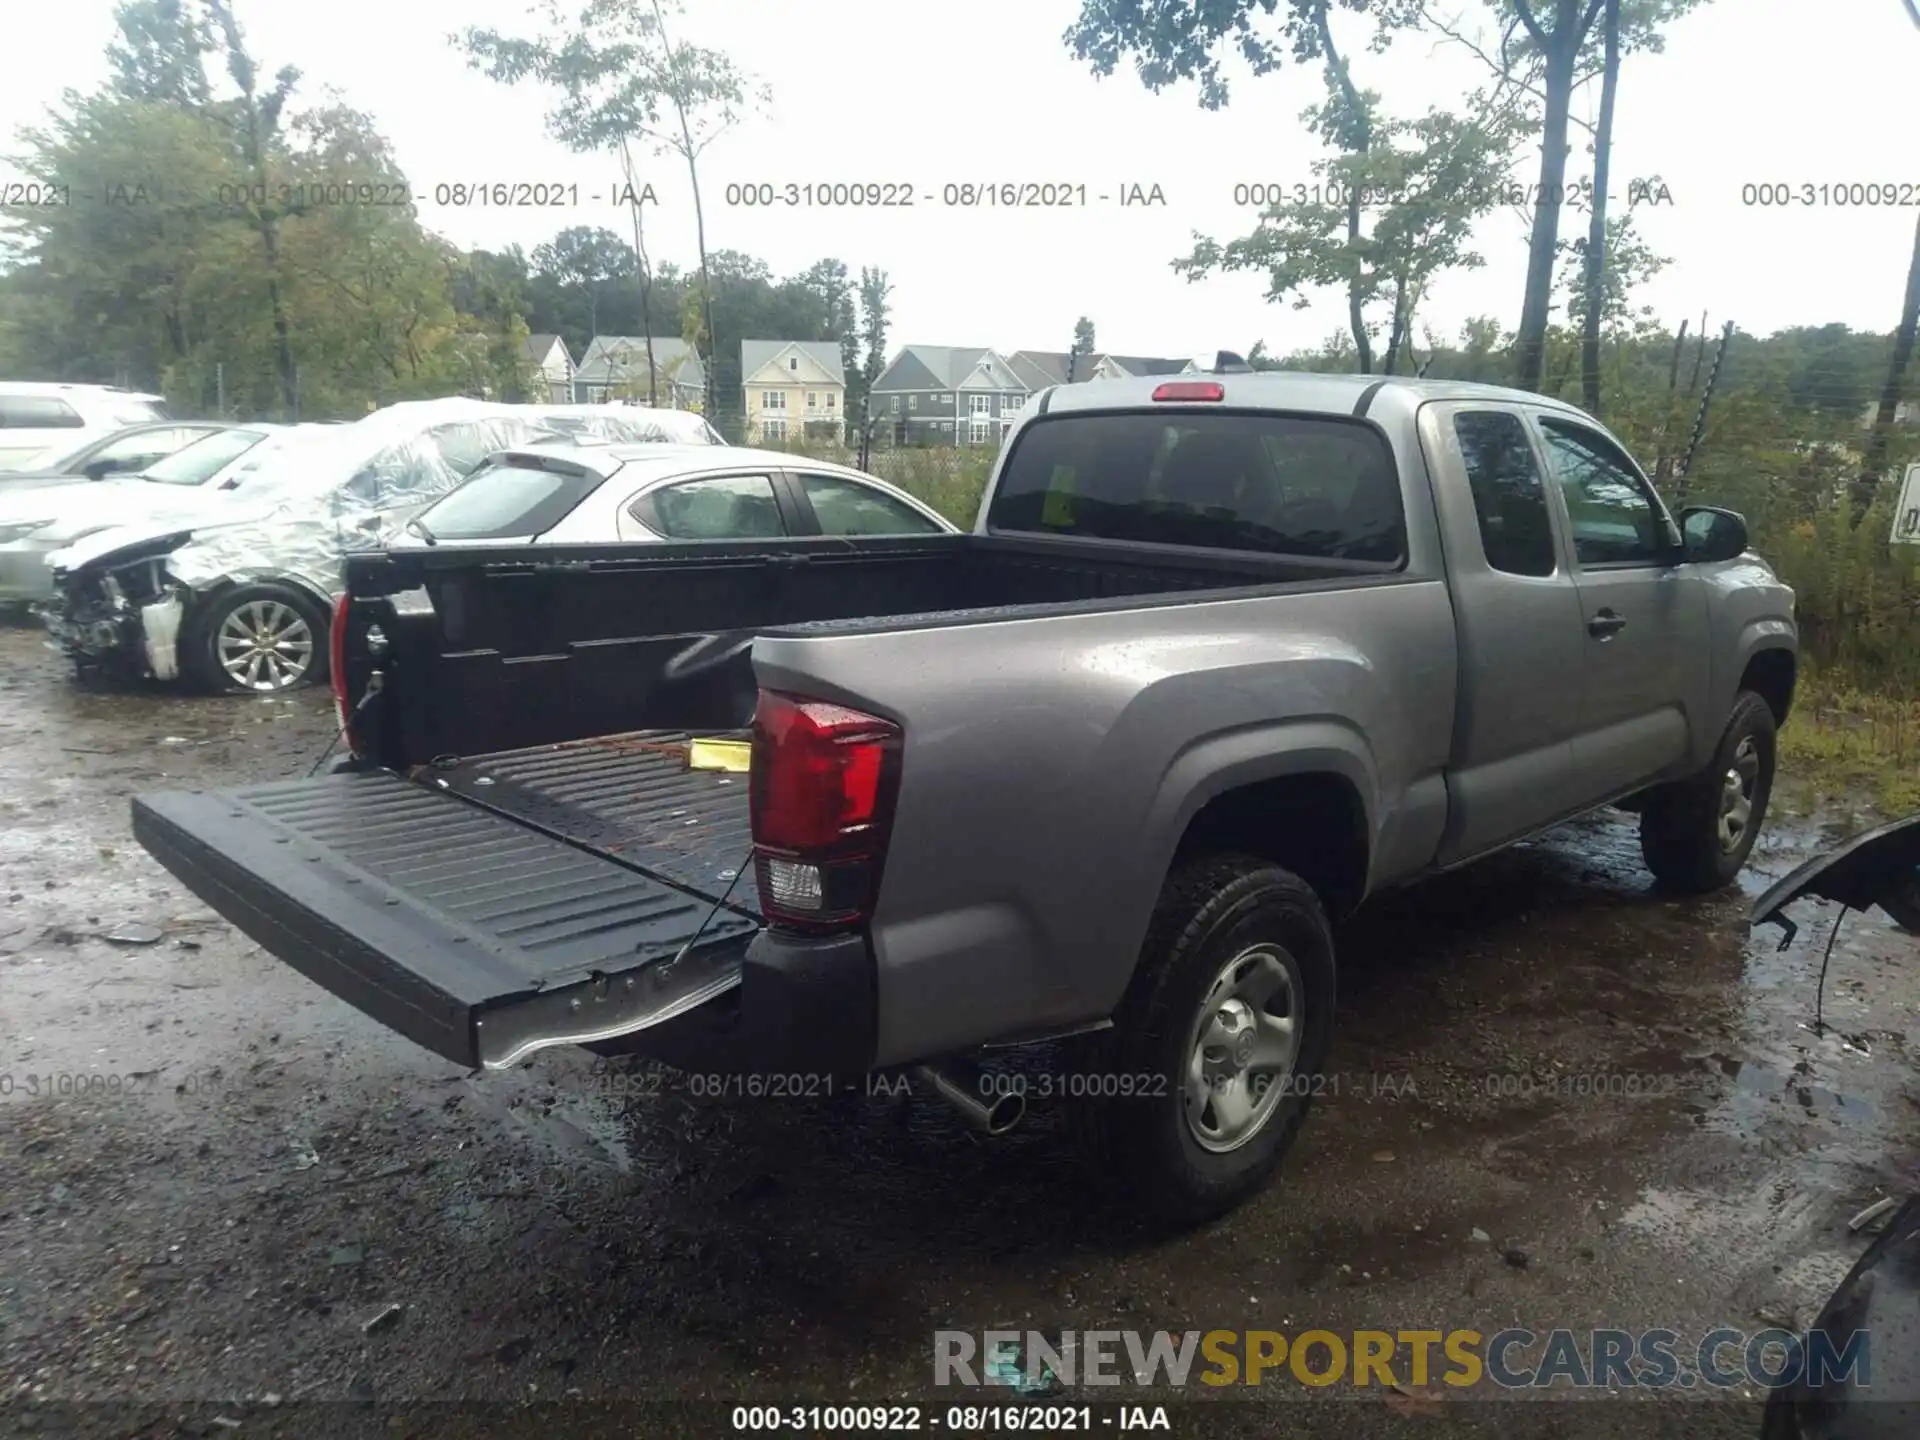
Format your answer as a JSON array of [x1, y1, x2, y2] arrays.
[[133, 369, 1798, 1223]]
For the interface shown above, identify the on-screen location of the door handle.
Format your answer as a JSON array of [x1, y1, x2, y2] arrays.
[[1587, 609, 1627, 638]]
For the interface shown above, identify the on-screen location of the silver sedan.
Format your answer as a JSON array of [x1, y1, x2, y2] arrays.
[[392, 441, 958, 548]]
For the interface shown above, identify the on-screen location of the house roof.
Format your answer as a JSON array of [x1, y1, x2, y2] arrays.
[[573, 335, 706, 387], [1006, 352, 1065, 389], [909, 346, 989, 389], [1099, 354, 1194, 377], [741, 340, 846, 385], [1006, 349, 1197, 388], [523, 333, 569, 365]]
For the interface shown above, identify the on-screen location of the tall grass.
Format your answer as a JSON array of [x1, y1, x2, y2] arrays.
[[758, 438, 995, 528], [1777, 666, 1920, 818]]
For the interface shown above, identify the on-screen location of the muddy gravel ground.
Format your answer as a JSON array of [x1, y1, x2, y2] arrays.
[[1, 625, 1918, 1440]]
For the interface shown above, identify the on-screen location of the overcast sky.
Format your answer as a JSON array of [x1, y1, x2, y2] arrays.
[[3, 0, 1915, 363]]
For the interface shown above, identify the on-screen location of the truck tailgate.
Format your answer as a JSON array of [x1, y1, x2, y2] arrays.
[[132, 768, 760, 1070]]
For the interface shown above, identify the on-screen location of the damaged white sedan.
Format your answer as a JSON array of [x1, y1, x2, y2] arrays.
[[43, 397, 721, 694]]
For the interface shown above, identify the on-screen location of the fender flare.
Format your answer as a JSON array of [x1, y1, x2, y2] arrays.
[[1093, 719, 1380, 1006]]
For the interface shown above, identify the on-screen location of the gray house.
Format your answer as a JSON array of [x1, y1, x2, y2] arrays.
[[865, 346, 1031, 446], [868, 345, 1202, 446], [571, 335, 707, 411]]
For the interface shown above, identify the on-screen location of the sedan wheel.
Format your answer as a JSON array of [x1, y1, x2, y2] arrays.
[[213, 597, 317, 692]]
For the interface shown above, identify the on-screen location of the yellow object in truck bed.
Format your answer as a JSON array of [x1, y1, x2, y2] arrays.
[[687, 737, 752, 773]]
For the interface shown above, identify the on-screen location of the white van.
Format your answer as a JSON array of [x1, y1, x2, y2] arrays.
[[0, 383, 170, 471]]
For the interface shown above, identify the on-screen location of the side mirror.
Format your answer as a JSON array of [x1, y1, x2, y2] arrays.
[[1679, 505, 1748, 564]]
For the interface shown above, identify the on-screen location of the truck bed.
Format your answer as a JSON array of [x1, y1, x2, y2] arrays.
[[418, 728, 759, 917]]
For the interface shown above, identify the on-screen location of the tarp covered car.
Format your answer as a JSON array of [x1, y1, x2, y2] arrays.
[[44, 398, 722, 694]]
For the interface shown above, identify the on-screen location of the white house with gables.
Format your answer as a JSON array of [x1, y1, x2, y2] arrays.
[[741, 340, 847, 442]]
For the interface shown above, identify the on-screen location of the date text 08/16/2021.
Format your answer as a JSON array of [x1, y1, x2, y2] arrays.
[[731, 1405, 1172, 1432]]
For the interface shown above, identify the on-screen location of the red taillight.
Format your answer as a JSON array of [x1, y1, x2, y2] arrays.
[[1152, 381, 1224, 402], [328, 593, 356, 753], [749, 690, 902, 931]]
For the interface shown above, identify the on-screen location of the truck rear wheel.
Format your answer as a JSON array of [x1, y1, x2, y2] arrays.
[[1069, 853, 1335, 1227], [1639, 690, 1777, 894]]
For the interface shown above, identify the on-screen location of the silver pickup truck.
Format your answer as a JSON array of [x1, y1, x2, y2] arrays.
[[129, 367, 1798, 1223]]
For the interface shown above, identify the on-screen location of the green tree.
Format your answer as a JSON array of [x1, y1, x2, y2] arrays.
[[1, 92, 249, 392], [106, 0, 215, 108], [855, 267, 891, 430], [531, 225, 634, 341], [458, 0, 766, 417], [203, 0, 304, 416], [1176, 89, 1517, 374]]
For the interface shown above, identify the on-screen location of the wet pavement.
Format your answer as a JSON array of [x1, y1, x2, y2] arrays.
[[1, 623, 1917, 1439]]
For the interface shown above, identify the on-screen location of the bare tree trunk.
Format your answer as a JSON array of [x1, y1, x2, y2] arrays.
[[1512, 0, 1597, 392], [1315, 0, 1373, 374], [1653, 318, 1689, 486], [647, 0, 717, 416], [1382, 279, 1410, 375], [1857, 209, 1920, 524], [1686, 311, 1709, 394], [1579, 0, 1619, 416], [1666, 319, 1688, 392], [685, 154, 716, 415], [620, 141, 658, 406], [1676, 320, 1733, 503]]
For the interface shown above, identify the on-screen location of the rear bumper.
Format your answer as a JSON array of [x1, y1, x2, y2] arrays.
[[595, 928, 877, 1077]]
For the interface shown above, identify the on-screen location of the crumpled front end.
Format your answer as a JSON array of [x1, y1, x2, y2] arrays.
[[44, 544, 191, 683]]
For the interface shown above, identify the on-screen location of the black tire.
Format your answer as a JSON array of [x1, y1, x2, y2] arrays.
[[1068, 853, 1336, 1227], [182, 582, 331, 696], [1639, 690, 1777, 894], [1881, 871, 1920, 933]]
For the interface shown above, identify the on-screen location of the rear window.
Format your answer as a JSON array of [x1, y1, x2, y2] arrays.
[[987, 412, 1405, 563], [414, 455, 604, 539], [0, 396, 84, 428], [143, 427, 269, 485]]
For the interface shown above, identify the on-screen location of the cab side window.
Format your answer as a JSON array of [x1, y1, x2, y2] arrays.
[[1537, 418, 1673, 566], [1452, 411, 1556, 577]]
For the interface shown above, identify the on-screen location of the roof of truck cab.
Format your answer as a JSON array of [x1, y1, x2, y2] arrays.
[[1035, 370, 1598, 420]]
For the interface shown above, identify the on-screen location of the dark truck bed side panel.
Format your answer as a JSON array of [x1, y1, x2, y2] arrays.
[[345, 535, 1306, 765], [420, 730, 760, 916], [132, 771, 760, 1068]]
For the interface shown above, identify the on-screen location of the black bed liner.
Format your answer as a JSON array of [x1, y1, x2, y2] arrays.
[[417, 729, 759, 917], [132, 758, 760, 1071]]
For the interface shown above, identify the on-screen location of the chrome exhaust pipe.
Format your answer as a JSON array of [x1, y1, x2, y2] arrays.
[[912, 1059, 1025, 1136]]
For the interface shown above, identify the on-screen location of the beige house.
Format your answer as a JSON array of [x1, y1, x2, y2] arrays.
[[742, 340, 847, 443]]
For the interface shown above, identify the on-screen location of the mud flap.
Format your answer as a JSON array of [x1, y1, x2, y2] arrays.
[[1749, 811, 1920, 942], [132, 770, 760, 1069]]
